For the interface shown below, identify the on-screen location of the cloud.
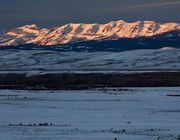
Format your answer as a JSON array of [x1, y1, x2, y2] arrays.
[[124, 1, 180, 10], [98, 0, 180, 15]]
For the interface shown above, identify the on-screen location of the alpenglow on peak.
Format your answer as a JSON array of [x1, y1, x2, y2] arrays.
[[0, 20, 179, 46]]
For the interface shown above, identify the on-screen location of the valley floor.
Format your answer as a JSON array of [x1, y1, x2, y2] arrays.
[[0, 88, 180, 140]]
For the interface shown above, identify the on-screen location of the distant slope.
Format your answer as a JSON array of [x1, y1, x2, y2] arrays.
[[0, 49, 180, 75]]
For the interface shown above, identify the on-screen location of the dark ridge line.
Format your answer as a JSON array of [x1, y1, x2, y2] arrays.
[[0, 72, 180, 90]]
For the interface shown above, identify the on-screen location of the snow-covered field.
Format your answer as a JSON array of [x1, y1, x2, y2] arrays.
[[0, 88, 180, 140], [0, 49, 180, 75]]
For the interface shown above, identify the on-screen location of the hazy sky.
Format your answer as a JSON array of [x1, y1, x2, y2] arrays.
[[0, 0, 180, 30]]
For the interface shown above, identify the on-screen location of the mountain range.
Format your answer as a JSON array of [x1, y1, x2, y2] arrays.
[[0, 20, 180, 51]]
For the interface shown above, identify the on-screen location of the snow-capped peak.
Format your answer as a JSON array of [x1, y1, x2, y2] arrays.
[[0, 20, 179, 46], [19, 24, 38, 29]]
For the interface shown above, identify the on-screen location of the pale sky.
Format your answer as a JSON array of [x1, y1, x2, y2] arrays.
[[0, 0, 180, 30]]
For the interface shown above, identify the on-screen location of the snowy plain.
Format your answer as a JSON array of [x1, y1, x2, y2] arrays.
[[0, 88, 180, 140]]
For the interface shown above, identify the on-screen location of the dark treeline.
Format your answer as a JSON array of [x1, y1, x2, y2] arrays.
[[0, 72, 180, 90]]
